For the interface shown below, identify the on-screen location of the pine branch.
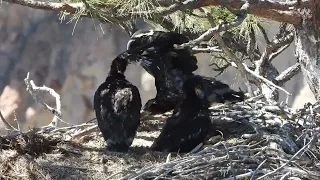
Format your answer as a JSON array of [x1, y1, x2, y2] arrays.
[[3, 0, 83, 13], [195, 0, 306, 25], [2, 0, 306, 25]]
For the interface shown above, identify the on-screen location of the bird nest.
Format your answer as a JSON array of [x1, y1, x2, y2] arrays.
[[0, 96, 320, 180]]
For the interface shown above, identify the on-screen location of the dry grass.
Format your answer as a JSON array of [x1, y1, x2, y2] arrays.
[[0, 117, 169, 180]]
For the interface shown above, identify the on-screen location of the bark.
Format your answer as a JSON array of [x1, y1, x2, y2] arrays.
[[295, 0, 320, 100]]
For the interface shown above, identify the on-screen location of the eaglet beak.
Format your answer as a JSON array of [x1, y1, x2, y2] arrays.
[[195, 86, 204, 99]]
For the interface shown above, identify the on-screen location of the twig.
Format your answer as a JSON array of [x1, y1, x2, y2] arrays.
[[191, 46, 222, 54], [24, 72, 62, 128], [257, 135, 315, 180], [202, 1, 254, 96], [279, 171, 291, 180], [0, 111, 18, 131], [247, 26, 257, 61], [214, 3, 255, 96], [166, 153, 171, 163], [223, 171, 264, 180], [106, 171, 125, 180], [242, 63, 292, 97], [254, 26, 294, 75], [257, 23, 270, 44], [269, 43, 291, 62], [71, 124, 99, 140], [50, 123, 96, 133], [12, 110, 20, 131], [222, 142, 236, 180], [177, 1, 249, 49], [250, 159, 267, 180]]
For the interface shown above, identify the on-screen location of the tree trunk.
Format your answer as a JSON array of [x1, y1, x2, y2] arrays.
[[295, 1, 320, 100]]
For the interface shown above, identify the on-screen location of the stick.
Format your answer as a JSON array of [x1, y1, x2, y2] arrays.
[[257, 135, 315, 180], [24, 72, 62, 127], [0, 111, 18, 131], [242, 63, 292, 97], [250, 159, 267, 180]]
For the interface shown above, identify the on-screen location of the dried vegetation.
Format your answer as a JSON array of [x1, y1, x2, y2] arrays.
[[1, 95, 320, 179]]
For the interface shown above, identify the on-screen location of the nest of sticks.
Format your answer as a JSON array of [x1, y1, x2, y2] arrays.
[[0, 95, 320, 179]]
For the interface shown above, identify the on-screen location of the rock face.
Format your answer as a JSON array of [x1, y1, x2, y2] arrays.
[[0, 6, 315, 134]]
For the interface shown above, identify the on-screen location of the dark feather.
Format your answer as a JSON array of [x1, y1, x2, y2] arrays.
[[151, 75, 212, 153], [127, 30, 245, 116], [127, 30, 198, 75], [94, 52, 142, 152]]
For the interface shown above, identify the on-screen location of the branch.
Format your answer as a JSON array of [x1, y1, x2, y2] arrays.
[[2, 0, 306, 29], [0, 111, 19, 132], [250, 159, 267, 180], [222, 32, 261, 60], [246, 26, 257, 61], [254, 25, 295, 75], [268, 35, 294, 62], [24, 72, 62, 128], [257, 23, 270, 44], [191, 46, 222, 54], [3, 0, 83, 13], [257, 135, 315, 180], [203, 2, 254, 96], [209, 60, 230, 76], [276, 63, 301, 86], [242, 63, 292, 97], [192, 2, 250, 46], [195, 0, 306, 25]]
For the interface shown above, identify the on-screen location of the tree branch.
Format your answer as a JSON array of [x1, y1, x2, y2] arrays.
[[195, 0, 308, 25], [3, 0, 307, 26], [192, 46, 222, 54], [3, 0, 83, 13], [276, 63, 301, 86], [257, 23, 270, 44], [176, 1, 249, 50], [254, 25, 295, 75], [242, 63, 291, 97], [209, 2, 255, 96], [24, 72, 62, 128], [269, 34, 295, 61], [246, 26, 257, 61]]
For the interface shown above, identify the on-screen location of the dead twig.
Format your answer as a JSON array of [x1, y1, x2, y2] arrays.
[[71, 124, 99, 140], [0, 111, 19, 132], [24, 72, 62, 128], [250, 159, 267, 180], [242, 63, 291, 96], [257, 135, 315, 180]]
